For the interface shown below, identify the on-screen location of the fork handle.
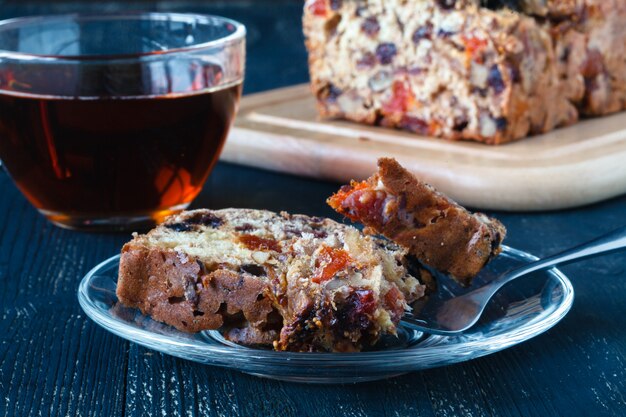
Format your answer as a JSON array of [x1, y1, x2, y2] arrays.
[[501, 225, 626, 283]]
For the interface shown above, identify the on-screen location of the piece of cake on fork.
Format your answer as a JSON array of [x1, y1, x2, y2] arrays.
[[328, 158, 506, 285]]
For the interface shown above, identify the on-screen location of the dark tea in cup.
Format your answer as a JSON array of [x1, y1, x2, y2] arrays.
[[0, 13, 245, 230]]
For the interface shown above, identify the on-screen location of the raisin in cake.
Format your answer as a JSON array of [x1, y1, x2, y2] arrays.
[[117, 209, 428, 352], [303, 0, 626, 144], [328, 158, 506, 285]]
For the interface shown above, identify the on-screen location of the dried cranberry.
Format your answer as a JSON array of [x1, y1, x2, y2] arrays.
[[487, 64, 506, 94], [383, 287, 404, 323], [308, 0, 327, 16], [332, 290, 377, 332], [342, 189, 386, 225], [437, 0, 457, 9], [360, 16, 380, 36], [375, 43, 397, 65], [581, 49, 604, 79], [412, 23, 433, 44], [382, 81, 414, 114]]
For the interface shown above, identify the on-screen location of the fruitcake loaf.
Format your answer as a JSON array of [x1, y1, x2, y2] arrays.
[[303, 0, 626, 144], [117, 208, 428, 352], [328, 158, 506, 285], [551, 0, 626, 116], [304, 0, 575, 144], [481, 0, 626, 116]]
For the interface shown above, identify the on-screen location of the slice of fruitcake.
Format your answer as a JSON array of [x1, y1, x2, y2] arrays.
[[117, 208, 428, 352], [328, 158, 506, 285]]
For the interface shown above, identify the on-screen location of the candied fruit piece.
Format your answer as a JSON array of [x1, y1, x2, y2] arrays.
[[308, 0, 328, 16], [238, 234, 281, 252], [328, 182, 388, 226], [335, 289, 377, 332], [462, 35, 488, 64], [382, 81, 416, 114], [313, 246, 353, 283]]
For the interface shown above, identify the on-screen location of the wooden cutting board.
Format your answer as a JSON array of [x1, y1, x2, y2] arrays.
[[221, 84, 626, 211]]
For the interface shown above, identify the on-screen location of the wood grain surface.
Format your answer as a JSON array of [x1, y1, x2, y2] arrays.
[[1, 1, 626, 417], [2, 160, 626, 417], [223, 84, 626, 212], [0, 159, 626, 416]]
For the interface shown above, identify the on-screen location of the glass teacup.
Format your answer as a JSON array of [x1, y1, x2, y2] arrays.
[[0, 13, 245, 230]]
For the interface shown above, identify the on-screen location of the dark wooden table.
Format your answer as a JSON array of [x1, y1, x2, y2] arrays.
[[1, 1, 626, 416]]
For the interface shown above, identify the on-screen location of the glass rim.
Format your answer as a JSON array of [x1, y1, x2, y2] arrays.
[[0, 12, 246, 62]]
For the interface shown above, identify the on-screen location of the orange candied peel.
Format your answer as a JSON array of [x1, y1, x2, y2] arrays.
[[328, 179, 389, 225], [382, 81, 417, 115], [462, 34, 488, 65], [312, 245, 353, 283], [327, 180, 369, 212], [238, 234, 281, 252]]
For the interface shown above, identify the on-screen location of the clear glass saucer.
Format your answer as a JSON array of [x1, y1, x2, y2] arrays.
[[77, 246, 574, 384]]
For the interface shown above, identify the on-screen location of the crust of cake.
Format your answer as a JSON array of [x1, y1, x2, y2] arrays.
[[328, 158, 506, 285], [117, 246, 276, 335]]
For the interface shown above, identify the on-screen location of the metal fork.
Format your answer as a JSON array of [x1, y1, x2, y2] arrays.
[[402, 225, 626, 335]]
